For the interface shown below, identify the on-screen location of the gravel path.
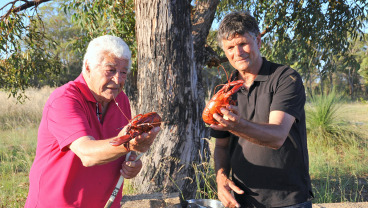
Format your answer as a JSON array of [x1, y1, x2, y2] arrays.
[[120, 192, 368, 208], [312, 202, 368, 208]]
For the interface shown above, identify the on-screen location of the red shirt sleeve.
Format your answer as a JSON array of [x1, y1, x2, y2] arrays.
[[46, 93, 93, 151]]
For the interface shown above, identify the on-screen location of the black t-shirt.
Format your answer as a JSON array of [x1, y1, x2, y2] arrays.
[[210, 58, 313, 207]]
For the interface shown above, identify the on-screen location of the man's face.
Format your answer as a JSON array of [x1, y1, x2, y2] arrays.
[[85, 52, 129, 104], [222, 32, 262, 73]]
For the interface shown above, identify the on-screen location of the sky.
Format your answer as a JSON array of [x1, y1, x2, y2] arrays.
[[0, 0, 41, 17], [0, 1, 15, 16]]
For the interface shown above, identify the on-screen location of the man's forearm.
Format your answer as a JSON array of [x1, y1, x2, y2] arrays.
[[213, 109, 295, 149], [229, 119, 287, 149], [69, 136, 129, 167], [214, 138, 231, 177]]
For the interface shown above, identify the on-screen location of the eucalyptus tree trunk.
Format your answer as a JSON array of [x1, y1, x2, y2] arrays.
[[319, 71, 324, 94], [347, 68, 355, 100], [131, 0, 219, 199]]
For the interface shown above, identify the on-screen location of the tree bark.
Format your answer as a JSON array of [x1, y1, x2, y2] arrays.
[[132, 0, 217, 199], [348, 68, 355, 100], [192, 0, 220, 67]]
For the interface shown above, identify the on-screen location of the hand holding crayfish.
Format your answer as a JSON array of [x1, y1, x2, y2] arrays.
[[110, 112, 162, 153], [210, 105, 243, 132], [202, 80, 244, 125]]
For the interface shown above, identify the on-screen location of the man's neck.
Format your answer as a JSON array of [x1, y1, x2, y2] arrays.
[[237, 57, 263, 88], [82, 73, 110, 109]]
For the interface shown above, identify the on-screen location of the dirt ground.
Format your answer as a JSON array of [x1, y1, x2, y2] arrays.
[[120, 192, 368, 208]]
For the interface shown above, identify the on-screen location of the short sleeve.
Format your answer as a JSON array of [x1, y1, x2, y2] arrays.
[[46, 95, 92, 150], [210, 128, 231, 138], [270, 69, 306, 122]]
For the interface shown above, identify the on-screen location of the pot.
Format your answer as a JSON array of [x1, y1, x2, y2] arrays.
[[168, 199, 224, 208]]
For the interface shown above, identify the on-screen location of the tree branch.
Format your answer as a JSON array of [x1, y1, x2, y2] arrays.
[[203, 44, 228, 68], [1, 0, 51, 20], [260, 24, 277, 37], [191, 0, 221, 67]]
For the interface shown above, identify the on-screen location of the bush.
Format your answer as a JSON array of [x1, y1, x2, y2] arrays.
[[306, 90, 361, 147]]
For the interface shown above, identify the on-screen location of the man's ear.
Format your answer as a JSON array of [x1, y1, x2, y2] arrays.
[[85, 60, 90, 73], [256, 34, 262, 49]]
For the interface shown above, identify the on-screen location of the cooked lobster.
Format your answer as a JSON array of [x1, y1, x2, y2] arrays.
[[109, 112, 162, 146], [202, 80, 244, 125]]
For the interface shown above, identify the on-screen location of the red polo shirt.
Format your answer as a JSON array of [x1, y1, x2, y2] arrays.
[[25, 74, 131, 208]]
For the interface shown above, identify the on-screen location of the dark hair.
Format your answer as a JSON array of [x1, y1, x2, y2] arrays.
[[217, 11, 260, 48]]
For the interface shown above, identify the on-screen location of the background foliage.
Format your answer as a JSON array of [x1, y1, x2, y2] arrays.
[[0, 0, 368, 205], [1, 0, 368, 101]]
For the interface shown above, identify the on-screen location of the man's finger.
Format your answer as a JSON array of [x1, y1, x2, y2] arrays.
[[136, 126, 160, 141], [125, 161, 135, 168], [213, 113, 226, 124], [220, 108, 237, 120], [151, 126, 160, 134], [220, 190, 241, 208], [227, 105, 239, 115], [228, 182, 244, 195]]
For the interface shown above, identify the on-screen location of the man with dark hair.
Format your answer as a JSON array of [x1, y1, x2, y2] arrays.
[[210, 11, 313, 208]]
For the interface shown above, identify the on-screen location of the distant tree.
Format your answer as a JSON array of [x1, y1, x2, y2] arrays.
[[30, 0, 85, 86], [356, 34, 368, 88], [0, 6, 60, 100]]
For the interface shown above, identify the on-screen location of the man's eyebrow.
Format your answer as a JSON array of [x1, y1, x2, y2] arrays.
[[104, 62, 116, 66]]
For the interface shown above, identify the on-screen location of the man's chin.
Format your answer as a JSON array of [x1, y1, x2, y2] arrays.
[[235, 64, 250, 71], [104, 92, 120, 101]]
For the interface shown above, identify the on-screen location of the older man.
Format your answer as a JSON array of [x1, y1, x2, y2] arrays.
[[25, 35, 160, 208]]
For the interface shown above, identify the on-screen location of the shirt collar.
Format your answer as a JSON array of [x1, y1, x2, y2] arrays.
[[230, 57, 270, 82], [254, 57, 271, 82], [74, 74, 97, 103]]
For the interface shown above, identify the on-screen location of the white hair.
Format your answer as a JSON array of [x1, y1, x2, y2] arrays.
[[82, 35, 132, 73]]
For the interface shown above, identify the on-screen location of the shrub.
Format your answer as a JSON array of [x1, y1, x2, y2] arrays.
[[306, 90, 360, 147]]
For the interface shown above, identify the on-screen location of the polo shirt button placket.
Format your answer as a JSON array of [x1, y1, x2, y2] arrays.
[[96, 102, 102, 123]]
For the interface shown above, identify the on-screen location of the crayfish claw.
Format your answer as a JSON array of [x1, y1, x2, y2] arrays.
[[109, 135, 132, 146]]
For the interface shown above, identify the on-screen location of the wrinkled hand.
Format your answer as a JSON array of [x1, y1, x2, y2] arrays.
[[211, 105, 242, 131], [131, 127, 160, 153], [117, 126, 161, 153], [120, 152, 142, 179], [217, 173, 244, 208]]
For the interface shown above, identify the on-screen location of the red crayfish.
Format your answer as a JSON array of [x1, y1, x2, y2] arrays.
[[202, 65, 245, 125], [109, 112, 162, 146]]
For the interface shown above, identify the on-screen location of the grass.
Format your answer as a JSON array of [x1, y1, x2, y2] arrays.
[[306, 92, 368, 203], [0, 88, 367, 206], [0, 127, 38, 207], [0, 87, 52, 207]]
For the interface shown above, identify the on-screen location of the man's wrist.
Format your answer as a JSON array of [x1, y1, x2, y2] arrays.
[[216, 168, 228, 177], [122, 141, 130, 152]]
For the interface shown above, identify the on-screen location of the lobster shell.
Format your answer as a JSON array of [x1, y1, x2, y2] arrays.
[[202, 80, 244, 125], [110, 112, 162, 146]]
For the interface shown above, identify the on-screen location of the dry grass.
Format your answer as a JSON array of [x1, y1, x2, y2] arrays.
[[0, 87, 54, 130], [338, 102, 368, 138], [0, 87, 367, 206], [307, 100, 368, 203]]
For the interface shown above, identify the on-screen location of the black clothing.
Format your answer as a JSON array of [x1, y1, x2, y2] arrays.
[[211, 58, 313, 207]]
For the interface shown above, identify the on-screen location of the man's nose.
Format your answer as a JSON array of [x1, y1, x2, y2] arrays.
[[111, 72, 126, 84], [234, 45, 245, 56]]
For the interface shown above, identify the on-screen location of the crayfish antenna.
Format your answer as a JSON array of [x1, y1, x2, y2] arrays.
[[218, 64, 231, 84], [213, 64, 234, 94], [113, 96, 130, 123]]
